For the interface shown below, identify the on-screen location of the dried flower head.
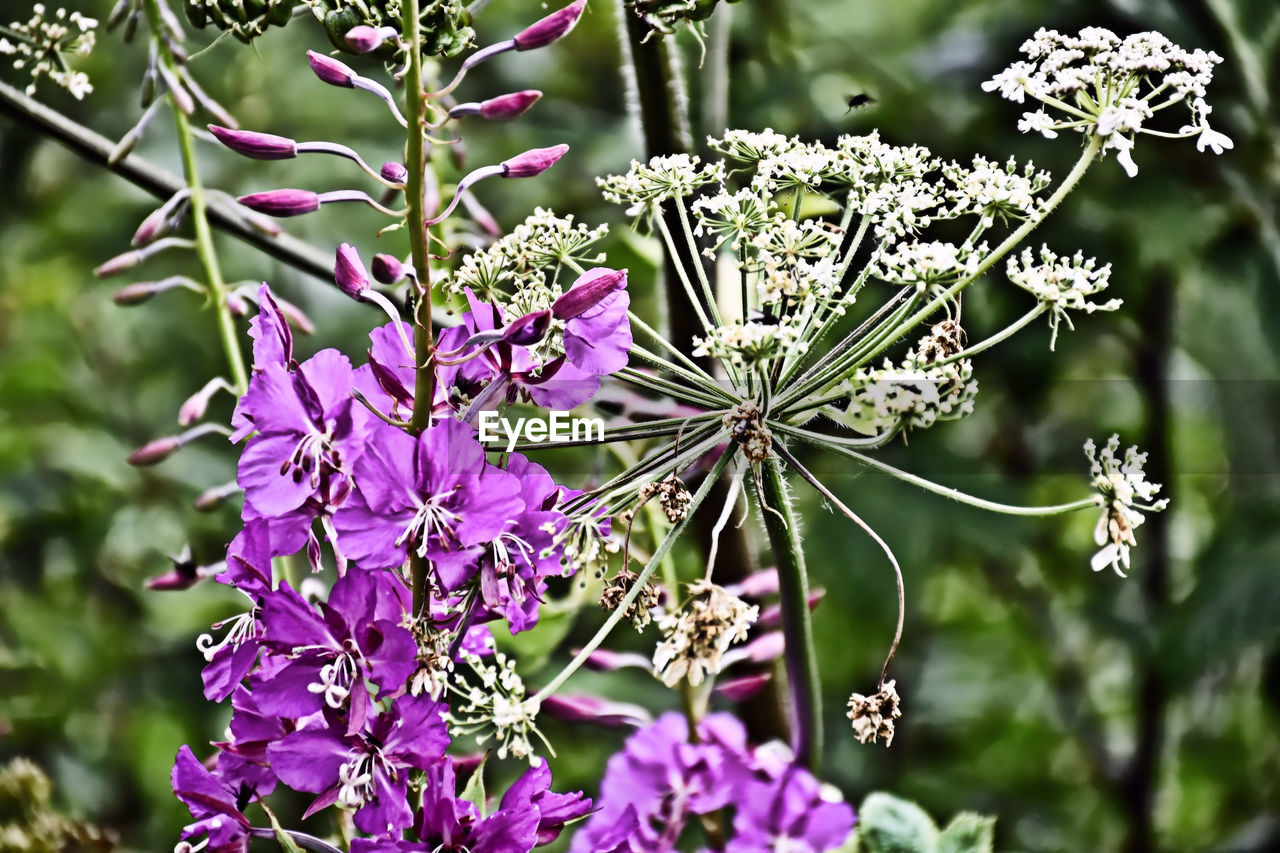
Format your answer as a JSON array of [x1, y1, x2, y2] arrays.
[[722, 401, 774, 462], [600, 568, 661, 631], [653, 581, 758, 687], [847, 679, 902, 746]]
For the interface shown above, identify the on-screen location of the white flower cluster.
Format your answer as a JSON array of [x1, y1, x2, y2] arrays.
[[597, 154, 725, 216], [871, 240, 986, 292], [448, 642, 549, 763], [653, 581, 758, 687], [984, 27, 1231, 176], [942, 155, 1051, 224], [1085, 435, 1169, 576], [693, 317, 806, 369], [689, 187, 775, 253], [831, 355, 977, 437], [445, 207, 608, 309], [0, 4, 96, 99], [1006, 245, 1121, 349]]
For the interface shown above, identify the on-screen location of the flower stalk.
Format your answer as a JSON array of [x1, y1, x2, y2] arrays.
[[755, 456, 822, 772]]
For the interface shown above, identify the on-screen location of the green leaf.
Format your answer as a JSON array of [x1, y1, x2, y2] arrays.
[[937, 812, 996, 853], [260, 802, 303, 853], [856, 792, 940, 853], [460, 752, 489, 818]]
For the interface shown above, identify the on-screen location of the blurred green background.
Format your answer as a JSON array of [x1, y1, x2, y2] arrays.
[[2, 0, 1279, 850]]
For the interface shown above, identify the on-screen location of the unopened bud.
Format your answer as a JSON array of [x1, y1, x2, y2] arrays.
[[344, 25, 396, 54], [541, 693, 651, 728], [501, 143, 569, 178], [208, 124, 298, 160], [513, 0, 587, 51], [727, 567, 780, 599], [577, 647, 652, 672], [127, 435, 181, 467], [552, 268, 627, 320], [371, 253, 405, 284], [94, 250, 144, 278], [334, 243, 370, 299], [307, 50, 357, 88], [131, 205, 173, 247], [112, 282, 159, 305], [179, 378, 230, 426], [502, 309, 552, 347], [450, 90, 543, 121], [237, 189, 320, 217], [380, 161, 408, 184], [714, 673, 773, 702]]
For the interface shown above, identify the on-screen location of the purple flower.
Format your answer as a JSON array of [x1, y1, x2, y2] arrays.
[[171, 745, 253, 853], [252, 569, 415, 730], [571, 713, 751, 853], [333, 418, 523, 570], [213, 686, 288, 799], [200, 520, 274, 702], [554, 268, 631, 375], [432, 454, 572, 634], [268, 693, 450, 836], [725, 765, 855, 853], [235, 347, 366, 521]]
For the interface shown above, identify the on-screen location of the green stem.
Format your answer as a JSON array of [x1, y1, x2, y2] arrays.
[[143, 0, 247, 394], [532, 449, 736, 703], [403, 0, 434, 618], [756, 457, 821, 772]]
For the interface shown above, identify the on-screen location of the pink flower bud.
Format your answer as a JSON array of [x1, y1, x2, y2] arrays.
[[501, 143, 569, 178], [94, 250, 144, 278], [127, 435, 182, 467], [208, 124, 298, 160], [371, 253, 405, 284], [758, 590, 825, 629], [334, 243, 370, 299], [727, 567, 780, 598], [307, 50, 357, 88], [482, 90, 542, 119], [131, 206, 172, 247], [112, 282, 159, 305], [344, 25, 395, 54], [540, 693, 651, 728], [714, 673, 773, 702], [450, 90, 544, 121], [380, 161, 408, 184], [237, 189, 320, 217], [502, 309, 552, 347], [577, 648, 652, 672], [552, 268, 627, 320], [513, 0, 587, 51]]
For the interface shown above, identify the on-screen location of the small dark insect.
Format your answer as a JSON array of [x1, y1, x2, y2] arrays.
[[748, 310, 781, 326], [844, 93, 876, 114]]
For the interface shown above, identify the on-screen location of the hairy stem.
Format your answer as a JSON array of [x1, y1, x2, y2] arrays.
[[755, 457, 822, 772]]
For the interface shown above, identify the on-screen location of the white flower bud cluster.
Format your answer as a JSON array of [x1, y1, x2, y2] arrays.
[[1006, 245, 1121, 349], [597, 154, 726, 216], [689, 188, 775, 254], [832, 355, 977, 437], [871, 240, 986, 291], [942, 155, 1051, 224], [1085, 435, 1169, 577], [983, 27, 1230, 177], [693, 318, 805, 369], [446, 207, 609, 309], [1, 4, 97, 99]]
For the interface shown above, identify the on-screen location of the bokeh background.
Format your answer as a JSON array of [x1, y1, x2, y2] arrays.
[[2, 0, 1279, 850]]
